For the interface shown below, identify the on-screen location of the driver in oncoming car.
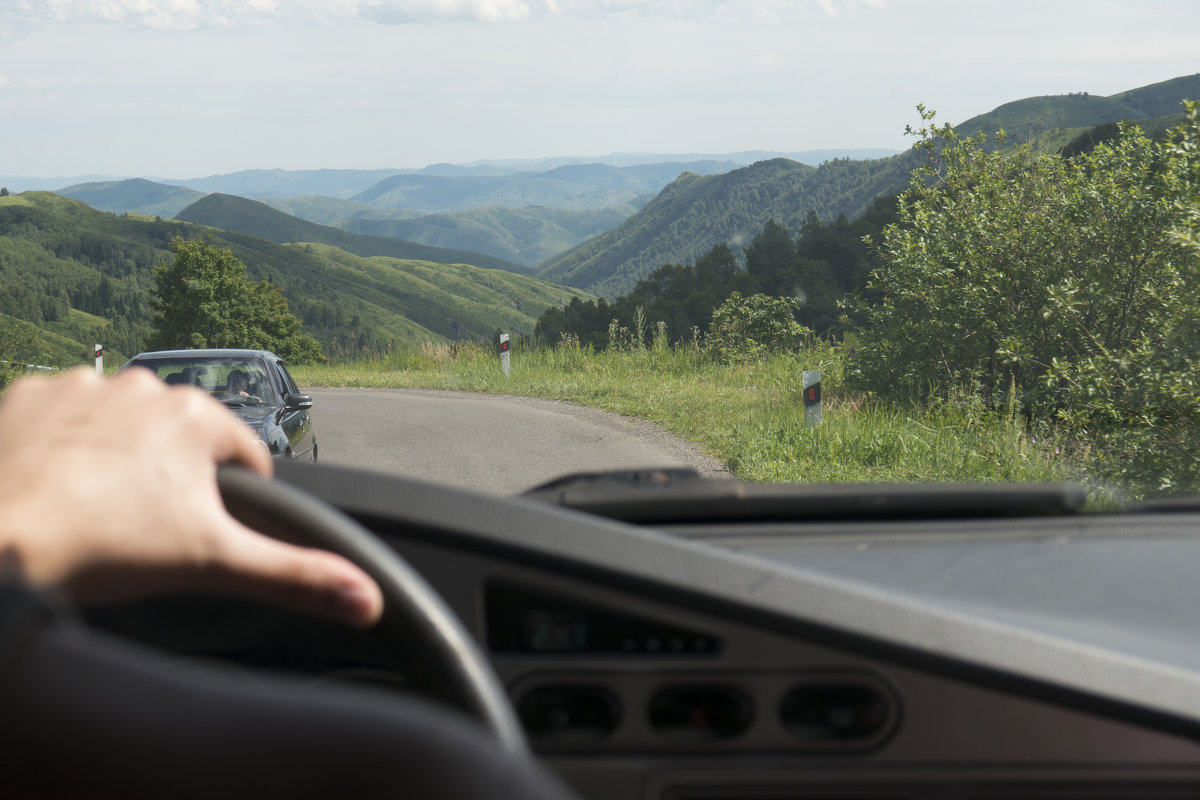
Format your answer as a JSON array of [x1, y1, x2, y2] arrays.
[[0, 368, 577, 800], [224, 368, 262, 403]]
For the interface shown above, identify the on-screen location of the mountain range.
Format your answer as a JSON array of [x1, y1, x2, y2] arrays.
[[1, 73, 1196, 362]]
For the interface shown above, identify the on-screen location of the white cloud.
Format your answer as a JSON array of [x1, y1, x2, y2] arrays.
[[0, 0, 291, 38], [26, 77, 44, 88], [0, 0, 853, 36], [0, 75, 8, 87], [358, 0, 533, 24], [812, 0, 887, 14]]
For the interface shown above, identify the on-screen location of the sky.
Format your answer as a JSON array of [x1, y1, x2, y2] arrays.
[[2, 0, 1199, 180]]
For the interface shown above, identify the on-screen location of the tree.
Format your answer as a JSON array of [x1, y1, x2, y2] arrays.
[[851, 104, 1200, 495], [0, 187, 9, 197], [707, 292, 809, 362], [147, 237, 324, 363], [744, 219, 797, 296], [1043, 101, 1200, 494]]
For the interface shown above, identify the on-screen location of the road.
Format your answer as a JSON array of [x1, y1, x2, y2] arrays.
[[308, 388, 729, 494]]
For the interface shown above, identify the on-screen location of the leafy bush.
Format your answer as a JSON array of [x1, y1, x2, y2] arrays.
[[851, 103, 1200, 496], [707, 292, 810, 362]]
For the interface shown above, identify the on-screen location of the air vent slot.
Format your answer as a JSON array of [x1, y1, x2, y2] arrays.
[[780, 682, 892, 742], [517, 686, 620, 743], [649, 686, 753, 742]]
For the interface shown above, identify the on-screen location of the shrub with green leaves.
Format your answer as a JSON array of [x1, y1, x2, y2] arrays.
[[707, 292, 810, 362], [851, 103, 1200, 496]]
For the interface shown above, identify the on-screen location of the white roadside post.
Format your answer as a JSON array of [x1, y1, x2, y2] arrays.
[[94, 344, 104, 374], [499, 333, 511, 377], [802, 370, 822, 427]]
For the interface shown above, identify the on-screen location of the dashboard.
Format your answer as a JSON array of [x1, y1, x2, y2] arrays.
[[90, 462, 1200, 799]]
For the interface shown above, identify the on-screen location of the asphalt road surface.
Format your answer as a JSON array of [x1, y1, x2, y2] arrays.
[[309, 388, 730, 494]]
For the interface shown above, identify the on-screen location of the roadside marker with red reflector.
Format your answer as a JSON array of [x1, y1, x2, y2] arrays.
[[802, 370, 822, 427]]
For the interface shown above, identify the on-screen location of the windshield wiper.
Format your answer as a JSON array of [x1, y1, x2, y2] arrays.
[[522, 469, 1090, 524]]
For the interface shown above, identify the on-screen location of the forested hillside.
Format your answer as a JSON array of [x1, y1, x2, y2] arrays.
[[535, 196, 898, 348], [0, 192, 589, 365], [536, 154, 915, 297]]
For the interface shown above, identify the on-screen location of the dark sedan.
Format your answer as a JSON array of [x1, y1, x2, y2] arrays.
[[123, 348, 317, 461]]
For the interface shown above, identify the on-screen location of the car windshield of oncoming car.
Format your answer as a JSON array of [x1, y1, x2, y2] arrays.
[[136, 357, 280, 407]]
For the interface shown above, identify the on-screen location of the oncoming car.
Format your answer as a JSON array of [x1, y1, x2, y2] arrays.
[[122, 348, 316, 462]]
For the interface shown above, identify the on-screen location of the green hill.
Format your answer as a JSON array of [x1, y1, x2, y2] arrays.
[[0, 192, 590, 364], [955, 74, 1200, 151], [57, 178, 208, 218], [536, 155, 916, 297], [175, 193, 530, 274], [955, 94, 1145, 146], [293, 243, 587, 346], [1111, 73, 1200, 118], [338, 204, 639, 268], [261, 197, 639, 268]]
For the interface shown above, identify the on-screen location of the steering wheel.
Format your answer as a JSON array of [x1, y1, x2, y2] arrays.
[[216, 465, 529, 756]]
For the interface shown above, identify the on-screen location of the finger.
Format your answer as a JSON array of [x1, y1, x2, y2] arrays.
[[143, 373, 274, 478], [201, 523, 384, 628]]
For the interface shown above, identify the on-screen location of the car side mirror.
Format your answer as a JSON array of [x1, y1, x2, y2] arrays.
[[285, 393, 313, 410]]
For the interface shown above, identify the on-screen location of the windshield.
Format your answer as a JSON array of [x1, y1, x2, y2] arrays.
[[130, 357, 280, 408], [2, 3, 1198, 503]]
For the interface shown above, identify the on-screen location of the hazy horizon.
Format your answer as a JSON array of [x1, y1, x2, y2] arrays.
[[3, 1, 1198, 178]]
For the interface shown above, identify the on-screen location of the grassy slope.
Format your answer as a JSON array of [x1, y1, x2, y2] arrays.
[[1112, 73, 1200, 117], [0, 311, 101, 366], [955, 94, 1145, 145], [300, 243, 589, 342]]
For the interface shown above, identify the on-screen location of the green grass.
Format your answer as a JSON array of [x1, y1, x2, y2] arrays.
[[292, 341, 1077, 487]]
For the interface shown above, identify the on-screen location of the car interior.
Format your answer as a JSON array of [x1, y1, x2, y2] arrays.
[[78, 461, 1200, 800]]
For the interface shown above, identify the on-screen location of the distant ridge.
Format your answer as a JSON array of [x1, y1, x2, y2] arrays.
[[350, 161, 739, 212], [175, 193, 530, 274], [57, 178, 206, 218], [955, 73, 1200, 146], [166, 168, 404, 199]]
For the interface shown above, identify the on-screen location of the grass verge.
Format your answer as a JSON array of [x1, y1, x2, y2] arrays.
[[292, 342, 1079, 487]]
